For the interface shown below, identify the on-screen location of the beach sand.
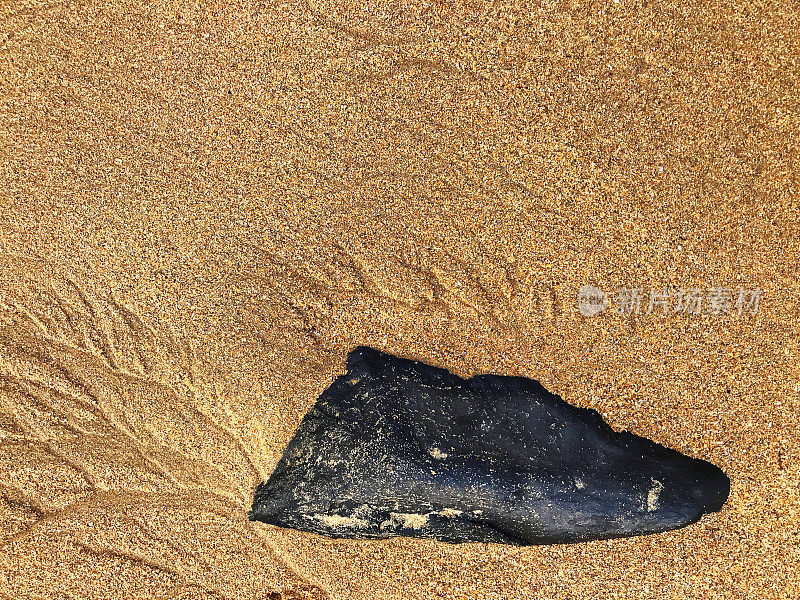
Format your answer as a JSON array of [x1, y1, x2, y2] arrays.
[[1, 0, 798, 598]]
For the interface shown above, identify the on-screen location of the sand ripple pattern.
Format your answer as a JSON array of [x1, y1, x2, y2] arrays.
[[0, 254, 328, 600]]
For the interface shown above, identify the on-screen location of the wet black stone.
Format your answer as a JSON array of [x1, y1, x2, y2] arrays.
[[250, 347, 730, 545]]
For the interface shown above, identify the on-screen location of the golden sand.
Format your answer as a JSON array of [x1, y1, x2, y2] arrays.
[[1, 0, 798, 598]]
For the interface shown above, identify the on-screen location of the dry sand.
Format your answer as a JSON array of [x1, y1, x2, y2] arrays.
[[1, 0, 798, 598]]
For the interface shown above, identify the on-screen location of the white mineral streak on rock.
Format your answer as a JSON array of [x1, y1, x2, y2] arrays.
[[647, 479, 664, 512], [429, 447, 449, 459], [380, 512, 430, 529], [314, 514, 370, 529]]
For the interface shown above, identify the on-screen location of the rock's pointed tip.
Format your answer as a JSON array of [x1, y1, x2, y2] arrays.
[[701, 464, 731, 514]]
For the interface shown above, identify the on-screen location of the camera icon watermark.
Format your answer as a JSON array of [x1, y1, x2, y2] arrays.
[[577, 285, 609, 316]]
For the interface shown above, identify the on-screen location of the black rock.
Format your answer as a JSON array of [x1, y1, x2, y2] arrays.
[[250, 347, 729, 545]]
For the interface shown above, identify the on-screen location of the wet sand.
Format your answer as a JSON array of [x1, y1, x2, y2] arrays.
[[1, 0, 798, 598]]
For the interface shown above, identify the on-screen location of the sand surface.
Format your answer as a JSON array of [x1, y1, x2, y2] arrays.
[[1, 0, 798, 598]]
